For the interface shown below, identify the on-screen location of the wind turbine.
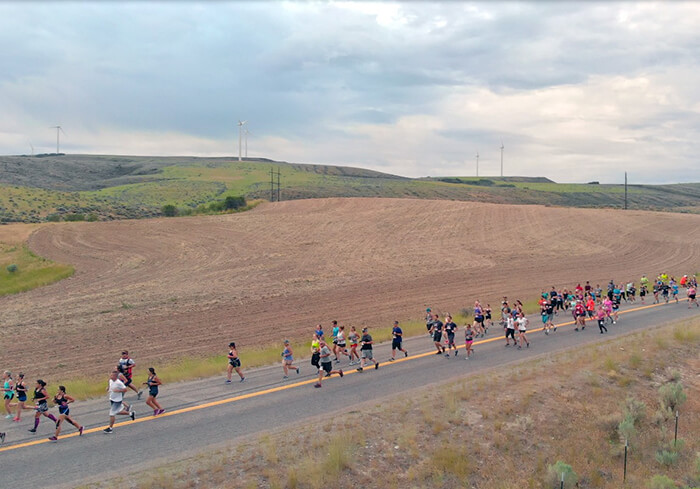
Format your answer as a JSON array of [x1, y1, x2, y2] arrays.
[[237, 120, 247, 161], [476, 151, 479, 177], [50, 126, 65, 154], [29, 142, 34, 157], [244, 127, 251, 158], [500, 142, 504, 177]]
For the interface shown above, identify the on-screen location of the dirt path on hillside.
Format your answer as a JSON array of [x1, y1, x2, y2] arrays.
[[2, 198, 698, 378]]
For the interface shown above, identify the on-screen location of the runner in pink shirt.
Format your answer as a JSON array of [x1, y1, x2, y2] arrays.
[[688, 285, 698, 308], [596, 305, 608, 334], [603, 297, 614, 324]]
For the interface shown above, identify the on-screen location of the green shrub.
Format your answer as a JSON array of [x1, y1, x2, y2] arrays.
[[224, 195, 246, 210], [208, 201, 224, 212], [86, 213, 99, 222], [624, 396, 646, 425], [545, 461, 578, 489], [655, 440, 684, 468], [659, 382, 686, 412], [6, 264, 18, 273], [46, 213, 61, 222], [655, 449, 679, 467], [64, 213, 85, 221], [652, 407, 674, 427], [618, 415, 637, 445], [647, 474, 678, 489], [161, 204, 178, 217]]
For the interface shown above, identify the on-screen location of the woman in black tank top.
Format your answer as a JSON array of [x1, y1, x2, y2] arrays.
[[49, 386, 83, 441], [13, 373, 33, 422], [28, 380, 57, 433], [142, 367, 165, 416]]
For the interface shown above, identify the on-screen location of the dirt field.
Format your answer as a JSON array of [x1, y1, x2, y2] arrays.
[[2, 198, 699, 378]]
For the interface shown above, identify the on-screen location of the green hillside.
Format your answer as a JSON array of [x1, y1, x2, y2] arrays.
[[0, 154, 698, 222]]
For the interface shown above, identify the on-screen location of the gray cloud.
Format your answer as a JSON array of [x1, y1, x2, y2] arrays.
[[1, 2, 699, 183]]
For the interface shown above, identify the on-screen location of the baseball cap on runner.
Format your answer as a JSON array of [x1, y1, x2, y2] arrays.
[[362, 327, 368, 332], [426, 308, 431, 312]]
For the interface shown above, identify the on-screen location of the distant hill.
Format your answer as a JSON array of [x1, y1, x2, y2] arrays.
[[0, 154, 698, 222]]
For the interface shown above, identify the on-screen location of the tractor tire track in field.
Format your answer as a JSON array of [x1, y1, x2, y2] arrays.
[[2, 198, 698, 377]]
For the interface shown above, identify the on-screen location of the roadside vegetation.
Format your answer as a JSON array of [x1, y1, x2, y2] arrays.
[[79, 317, 699, 489]]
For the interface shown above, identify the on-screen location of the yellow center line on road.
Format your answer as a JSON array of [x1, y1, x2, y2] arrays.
[[0, 297, 690, 453]]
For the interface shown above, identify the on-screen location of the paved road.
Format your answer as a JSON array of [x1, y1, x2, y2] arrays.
[[1, 299, 698, 487]]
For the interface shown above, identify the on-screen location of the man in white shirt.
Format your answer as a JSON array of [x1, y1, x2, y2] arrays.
[[104, 370, 135, 434]]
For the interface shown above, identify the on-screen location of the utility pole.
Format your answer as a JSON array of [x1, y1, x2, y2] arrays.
[[276, 167, 281, 202], [270, 167, 275, 201], [50, 126, 64, 154], [476, 151, 479, 177], [624, 172, 628, 210]]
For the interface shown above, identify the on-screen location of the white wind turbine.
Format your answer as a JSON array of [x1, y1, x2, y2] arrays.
[[238, 120, 248, 161], [500, 142, 504, 177], [50, 125, 65, 154], [244, 127, 251, 158]]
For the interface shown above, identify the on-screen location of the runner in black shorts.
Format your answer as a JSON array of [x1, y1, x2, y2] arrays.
[[484, 305, 493, 331], [390, 321, 408, 361], [226, 342, 245, 384], [464, 324, 475, 358], [504, 308, 516, 346], [687, 285, 697, 308], [314, 340, 344, 388], [117, 351, 143, 400], [473, 302, 485, 337], [311, 333, 321, 372], [425, 308, 433, 333], [443, 315, 458, 357], [335, 325, 350, 363], [429, 313, 445, 355]]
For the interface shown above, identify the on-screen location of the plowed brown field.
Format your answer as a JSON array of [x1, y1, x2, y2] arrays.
[[3, 198, 699, 377]]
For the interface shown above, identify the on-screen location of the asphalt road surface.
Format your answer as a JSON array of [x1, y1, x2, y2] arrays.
[[1, 299, 698, 488]]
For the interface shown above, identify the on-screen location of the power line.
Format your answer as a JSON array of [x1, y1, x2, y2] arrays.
[[269, 167, 281, 202]]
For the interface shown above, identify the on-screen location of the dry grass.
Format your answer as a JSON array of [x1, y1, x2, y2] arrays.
[[81, 316, 700, 489]]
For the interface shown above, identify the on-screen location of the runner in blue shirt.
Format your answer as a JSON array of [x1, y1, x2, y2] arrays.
[[390, 321, 408, 361]]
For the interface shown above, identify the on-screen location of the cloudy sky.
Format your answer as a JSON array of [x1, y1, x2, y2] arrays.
[[2, 2, 699, 183]]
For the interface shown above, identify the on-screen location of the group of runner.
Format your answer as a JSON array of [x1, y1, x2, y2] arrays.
[[420, 273, 698, 358], [1, 350, 165, 441], [2, 272, 697, 444]]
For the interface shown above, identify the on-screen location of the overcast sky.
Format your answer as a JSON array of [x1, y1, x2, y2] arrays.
[[2, 2, 699, 183]]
